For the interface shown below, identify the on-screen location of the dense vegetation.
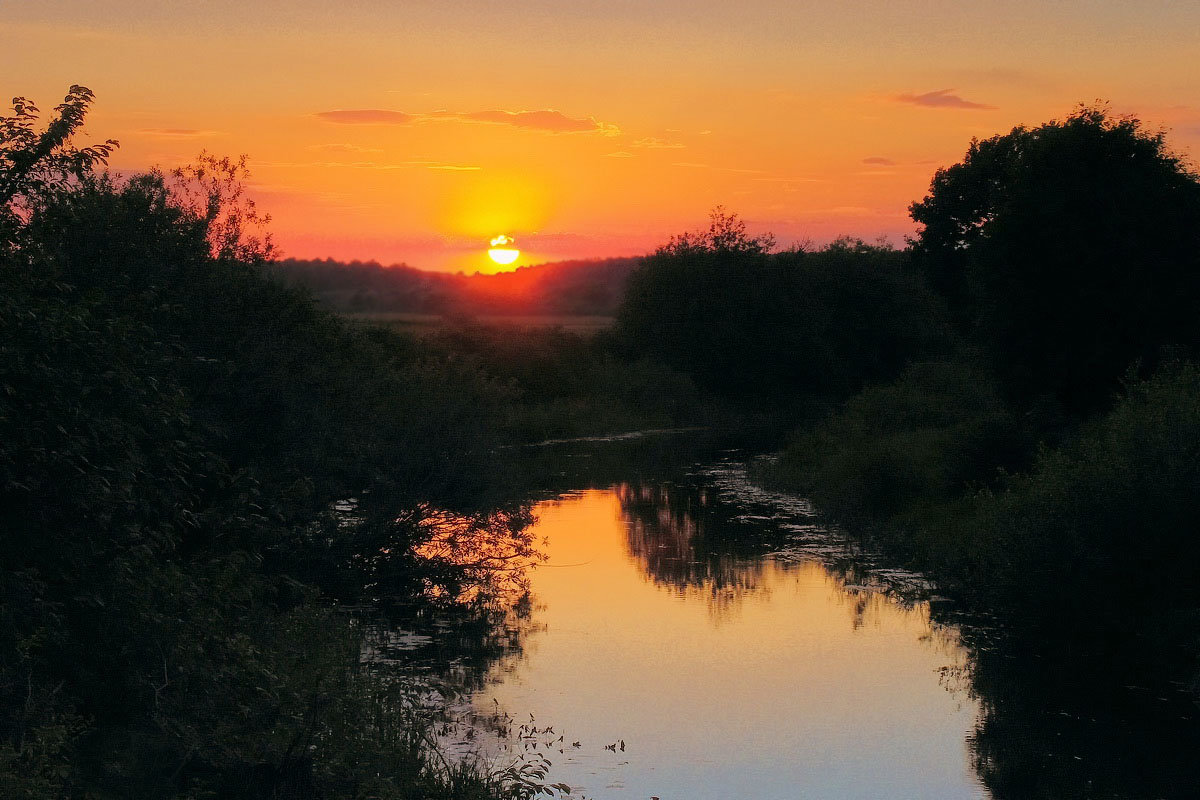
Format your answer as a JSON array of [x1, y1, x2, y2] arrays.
[[0, 88, 562, 800], [744, 110, 1200, 651], [600, 107, 1200, 707], [613, 212, 948, 408], [607, 109, 1200, 797]]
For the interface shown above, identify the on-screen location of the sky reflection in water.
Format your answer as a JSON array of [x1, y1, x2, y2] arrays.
[[468, 487, 986, 800]]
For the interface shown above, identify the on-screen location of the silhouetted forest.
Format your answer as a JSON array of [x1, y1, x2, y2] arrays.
[[6, 86, 1200, 800], [266, 256, 639, 317]]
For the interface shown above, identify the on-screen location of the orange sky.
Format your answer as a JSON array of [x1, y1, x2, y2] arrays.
[[4, 1, 1200, 273]]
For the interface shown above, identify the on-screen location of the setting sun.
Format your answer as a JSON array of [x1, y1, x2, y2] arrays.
[[487, 234, 520, 267]]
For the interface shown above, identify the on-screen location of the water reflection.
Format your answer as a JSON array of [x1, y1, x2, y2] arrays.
[[668, 463, 1200, 799], [617, 483, 771, 619], [421, 444, 1200, 799], [961, 625, 1200, 800], [353, 500, 546, 707], [469, 484, 984, 800]]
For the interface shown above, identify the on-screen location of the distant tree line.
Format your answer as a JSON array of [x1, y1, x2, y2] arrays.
[[267, 256, 640, 317], [612, 212, 949, 407]]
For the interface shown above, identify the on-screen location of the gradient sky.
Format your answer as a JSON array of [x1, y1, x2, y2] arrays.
[[4, 1, 1200, 272]]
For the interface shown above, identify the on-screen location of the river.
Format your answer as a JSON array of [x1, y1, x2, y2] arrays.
[[416, 436, 1200, 799], [433, 450, 982, 799]]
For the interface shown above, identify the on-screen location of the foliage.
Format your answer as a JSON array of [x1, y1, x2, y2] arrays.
[[652, 205, 775, 257], [0, 90, 548, 800], [969, 363, 1200, 619], [910, 105, 1200, 415], [425, 322, 704, 441], [267, 256, 640, 316], [0, 86, 117, 241], [771, 355, 1200, 635], [166, 153, 277, 263], [762, 360, 1027, 556], [614, 221, 948, 402]]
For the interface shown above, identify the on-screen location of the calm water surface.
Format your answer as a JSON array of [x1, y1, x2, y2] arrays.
[[456, 461, 988, 799]]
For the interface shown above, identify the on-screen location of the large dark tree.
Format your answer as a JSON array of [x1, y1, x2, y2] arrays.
[[910, 106, 1200, 415]]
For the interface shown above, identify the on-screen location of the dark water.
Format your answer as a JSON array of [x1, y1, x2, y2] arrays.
[[419, 436, 1200, 800]]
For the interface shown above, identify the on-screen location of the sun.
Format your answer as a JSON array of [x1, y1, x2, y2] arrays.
[[487, 234, 520, 266]]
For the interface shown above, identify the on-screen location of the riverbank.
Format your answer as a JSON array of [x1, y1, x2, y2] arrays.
[[755, 361, 1200, 713]]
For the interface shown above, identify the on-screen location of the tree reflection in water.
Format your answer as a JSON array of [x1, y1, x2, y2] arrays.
[[350, 445, 1200, 798], [613, 461, 1200, 799], [357, 501, 548, 701], [616, 482, 777, 619], [958, 623, 1200, 800]]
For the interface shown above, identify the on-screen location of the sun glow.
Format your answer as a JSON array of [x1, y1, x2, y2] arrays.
[[488, 234, 520, 266]]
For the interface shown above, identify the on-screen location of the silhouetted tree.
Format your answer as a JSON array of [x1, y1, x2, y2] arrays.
[[614, 209, 946, 402], [0, 86, 116, 209], [910, 106, 1200, 415]]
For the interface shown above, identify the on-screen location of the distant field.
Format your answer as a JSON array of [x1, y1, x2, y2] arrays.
[[344, 311, 616, 335]]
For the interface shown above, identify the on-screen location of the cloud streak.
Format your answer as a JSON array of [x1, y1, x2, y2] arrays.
[[317, 107, 618, 135], [895, 89, 995, 110], [138, 128, 223, 137], [632, 136, 684, 149], [307, 143, 385, 154], [316, 110, 416, 124], [252, 159, 480, 172]]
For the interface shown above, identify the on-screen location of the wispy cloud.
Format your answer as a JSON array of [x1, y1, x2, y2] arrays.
[[445, 109, 618, 135], [317, 107, 618, 135], [753, 176, 823, 183], [632, 137, 685, 149], [669, 162, 765, 175], [138, 128, 223, 137], [895, 89, 995, 110], [862, 156, 895, 166], [605, 151, 635, 158], [251, 159, 480, 172], [818, 205, 878, 216], [316, 110, 416, 124], [307, 143, 384, 154]]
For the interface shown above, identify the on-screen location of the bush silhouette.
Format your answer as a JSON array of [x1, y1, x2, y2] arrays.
[[615, 211, 947, 403], [910, 106, 1200, 416]]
